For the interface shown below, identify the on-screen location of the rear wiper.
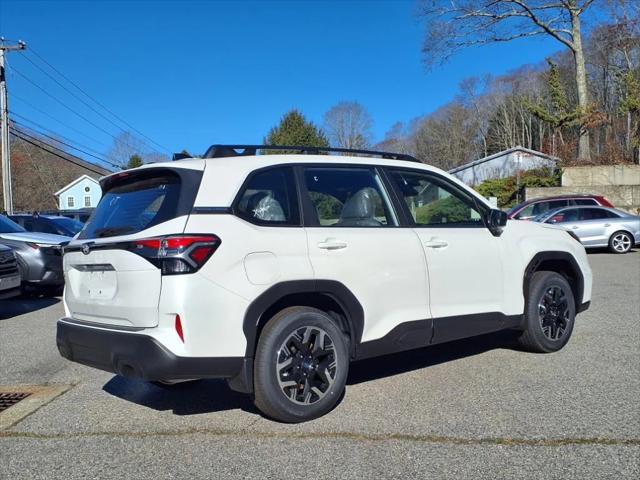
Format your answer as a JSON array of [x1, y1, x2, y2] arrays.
[[94, 226, 135, 238]]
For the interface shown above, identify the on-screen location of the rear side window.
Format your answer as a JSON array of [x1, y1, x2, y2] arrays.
[[579, 208, 617, 220], [303, 167, 396, 227], [235, 167, 299, 226], [80, 172, 183, 239], [573, 198, 597, 206]]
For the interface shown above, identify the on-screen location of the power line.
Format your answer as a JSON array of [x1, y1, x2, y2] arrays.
[[11, 123, 119, 169], [9, 65, 125, 140], [27, 47, 171, 153], [10, 114, 114, 162], [9, 96, 111, 149], [10, 130, 110, 176], [21, 52, 169, 155]]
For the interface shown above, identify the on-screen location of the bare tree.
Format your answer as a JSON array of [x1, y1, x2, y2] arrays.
[[106, 131, 148, 167], [419, 0, 602, 162], [323, 101, 373, 150]]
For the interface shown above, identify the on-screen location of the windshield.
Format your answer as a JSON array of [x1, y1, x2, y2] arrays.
[[79, 173, 182, 239], [0, 215, 26, 234], [51, 217, 84, 235]]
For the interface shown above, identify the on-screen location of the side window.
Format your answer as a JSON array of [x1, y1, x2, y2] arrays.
[[515, 203, 535, 219], [549, 200, 569, 210], [573, 198, 597, 206], [389, 169, 484, 227], [550, 209, 579, 223], [531, 201, 550, 216], [580, 208, 614, 221], [235, 167, 299, 226], [303, 167, 396, 227]]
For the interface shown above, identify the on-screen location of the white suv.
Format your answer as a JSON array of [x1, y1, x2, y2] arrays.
[[57, 145, 592, 423]]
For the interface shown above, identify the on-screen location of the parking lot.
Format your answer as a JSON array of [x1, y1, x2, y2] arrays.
[[0, 251, 638, 479]]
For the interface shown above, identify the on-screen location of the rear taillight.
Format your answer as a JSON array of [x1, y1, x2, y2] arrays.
[[130, 234, 220, 275]]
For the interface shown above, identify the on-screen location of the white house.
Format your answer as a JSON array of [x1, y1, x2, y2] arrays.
[[54, 175, 102, 210], [448, 147, 558, 186]]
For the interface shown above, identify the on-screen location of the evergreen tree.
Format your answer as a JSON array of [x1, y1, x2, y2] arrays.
[[525, 61, 581, 155], [265, 110, 329, 152], [126, 154, 143, 169]]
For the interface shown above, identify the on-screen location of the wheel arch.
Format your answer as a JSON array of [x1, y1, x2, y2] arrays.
[[523, 251, 584, 309], [242, 280, 364, 361]]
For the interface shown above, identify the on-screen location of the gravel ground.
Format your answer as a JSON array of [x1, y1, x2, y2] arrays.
[[1, 251, 638, 479]]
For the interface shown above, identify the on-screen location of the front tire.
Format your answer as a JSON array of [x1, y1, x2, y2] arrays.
[[608, 231, 633, 254], [517, 271, 576, 353], [253, 306, 349, 423]]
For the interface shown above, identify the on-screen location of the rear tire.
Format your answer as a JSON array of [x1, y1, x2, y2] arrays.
[[608, 231, 633, 254], [253, 306, 349, 423], [517, 271, 576, 353]]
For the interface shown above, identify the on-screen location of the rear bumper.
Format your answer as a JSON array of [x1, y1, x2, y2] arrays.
[[56, 319, 245, 382]]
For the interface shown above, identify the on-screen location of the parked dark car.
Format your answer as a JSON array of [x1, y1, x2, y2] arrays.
[[507, 195, 614, 220], [0, 243, 21, 300], [0, 215, 70, 295], [9, 214, 84, 237]]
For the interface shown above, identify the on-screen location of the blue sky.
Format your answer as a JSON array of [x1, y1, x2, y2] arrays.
[[1, 0, 567, 162]]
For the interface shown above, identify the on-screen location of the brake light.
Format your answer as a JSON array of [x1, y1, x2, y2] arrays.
[[130, 234, 220, 275]]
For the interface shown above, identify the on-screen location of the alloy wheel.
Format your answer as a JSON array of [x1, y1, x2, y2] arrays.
[[276, 326, 337, 405], [612, 233, 632, 253], [538, 285, 570, 341]]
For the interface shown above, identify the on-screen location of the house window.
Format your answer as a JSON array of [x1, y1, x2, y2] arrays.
[[84, 196, 91, 207], [67, 196, 75, 208]]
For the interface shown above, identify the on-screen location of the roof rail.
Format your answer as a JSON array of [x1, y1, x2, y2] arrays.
[[200, 144, 421, 163]]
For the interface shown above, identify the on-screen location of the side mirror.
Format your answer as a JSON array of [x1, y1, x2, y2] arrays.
[[487, 209, 507, 236]]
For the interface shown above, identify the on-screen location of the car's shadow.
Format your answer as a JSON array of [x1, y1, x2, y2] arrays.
[[0, 294, 60, 320], [103, 330, 519, 417]]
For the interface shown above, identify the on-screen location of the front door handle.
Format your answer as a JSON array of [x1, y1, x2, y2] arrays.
[[571, 226, 579, 229], [604, 223, 611, 227], [424, 239, 448, 249], [317, 239, 348, 250]]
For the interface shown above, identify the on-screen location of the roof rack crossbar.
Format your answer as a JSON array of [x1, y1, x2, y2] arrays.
[[200, 144, 420, 163]]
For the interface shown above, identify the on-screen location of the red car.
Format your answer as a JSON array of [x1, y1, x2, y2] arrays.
[[507, 195, 614, 220]]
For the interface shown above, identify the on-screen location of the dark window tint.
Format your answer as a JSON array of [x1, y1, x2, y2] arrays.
[[80, 173, 182, 239], [389, 169, 483, 227], [303, 167, 395, 227], [236, 167, 299, 225], [547, 209, 580, 224], [35, 219, 59, 235], [50, 217, 84, 236], [579, 208, 616, 220], [531, 199, 569, 217], [573, 198, 597, 206], [0, 216, 25, 234]]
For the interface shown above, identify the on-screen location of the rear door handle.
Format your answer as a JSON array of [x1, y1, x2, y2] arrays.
[[604, 223, 611, 227], [571, 226, 579, 229], [424, 239, 448, 249], [317, 239, 348, 250]]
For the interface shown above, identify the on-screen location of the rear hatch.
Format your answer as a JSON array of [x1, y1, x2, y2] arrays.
[[64, 164, 204, 328]]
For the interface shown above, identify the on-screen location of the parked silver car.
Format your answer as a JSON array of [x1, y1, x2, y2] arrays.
[[534, 206, 640, 254]]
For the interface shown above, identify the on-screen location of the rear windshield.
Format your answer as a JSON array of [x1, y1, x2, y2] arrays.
[[79, 174, 182, 239], [51, 217, 84, 236], [0, 215, 26, 234]]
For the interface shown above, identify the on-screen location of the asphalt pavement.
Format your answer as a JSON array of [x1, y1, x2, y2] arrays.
[[1, 251, 638, 479]]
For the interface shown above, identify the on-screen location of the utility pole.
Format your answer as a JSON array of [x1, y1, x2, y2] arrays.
[[1, 39, 26, 214]]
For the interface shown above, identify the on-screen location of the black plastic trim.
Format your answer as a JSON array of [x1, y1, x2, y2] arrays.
[[578, 301, 591, 313], [191, 206, 232, 214], [56, 319, 244, 381], [523, 251, 585, 305], [242, 280, 364, 359], [355, 312, 523, 360]]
